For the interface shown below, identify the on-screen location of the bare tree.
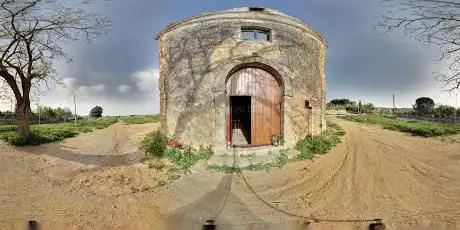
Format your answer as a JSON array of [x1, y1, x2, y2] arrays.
[[379, 0, 460, 91], [0, 0, 110, 139]]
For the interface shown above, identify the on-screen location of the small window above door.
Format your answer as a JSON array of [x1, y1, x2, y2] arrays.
[[241, 27, 271, 41]]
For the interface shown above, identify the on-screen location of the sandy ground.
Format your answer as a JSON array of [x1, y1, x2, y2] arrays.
[[0, 119, 460, 229]]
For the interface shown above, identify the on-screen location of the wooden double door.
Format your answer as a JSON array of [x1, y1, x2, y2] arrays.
[[227, 67, 282, 146]]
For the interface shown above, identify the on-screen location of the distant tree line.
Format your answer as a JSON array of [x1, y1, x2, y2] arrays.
[[413, 97, 459, 118], [32, 106, 74, 121], [0, 106, 75, 124], [327, 98, 375, 114], [328, 97, 460, 119]]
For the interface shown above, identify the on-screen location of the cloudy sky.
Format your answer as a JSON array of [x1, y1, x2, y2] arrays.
[[5, 0, 458, 115]]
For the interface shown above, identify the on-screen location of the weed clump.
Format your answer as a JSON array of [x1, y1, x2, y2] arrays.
[[140, 130, 168, 158], [141, 131, 214, 173]]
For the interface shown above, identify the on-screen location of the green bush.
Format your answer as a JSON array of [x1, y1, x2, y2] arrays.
[[296, 135, 337, 160], [163, 145, 214, 170], [140, 130, 168, 158], [33, 126, 78, 141], [0, 131, 27, 145], [296, 121, 344, 160], [0, 125, 18, 132], [140, 130, 214, 172]]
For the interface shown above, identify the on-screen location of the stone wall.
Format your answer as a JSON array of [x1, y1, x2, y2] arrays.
[[157, 8, 327, 150]]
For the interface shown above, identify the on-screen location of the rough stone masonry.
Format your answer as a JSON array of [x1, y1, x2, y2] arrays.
[[156, 7, 327, 151]]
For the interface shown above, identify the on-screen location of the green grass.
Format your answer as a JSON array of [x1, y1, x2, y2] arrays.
[[209, 122, 346, 173], [0, 115, 161, 146], [340, 114, 460, 137], [119, 115, 160, 124], [295, 121, 345, 160], [163, 145, 214, 171], [0, 117, 118, 146], [140, 130, 214, 173]]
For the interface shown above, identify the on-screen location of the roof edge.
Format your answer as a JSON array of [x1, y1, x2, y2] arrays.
[[154, 8, 327, 46]]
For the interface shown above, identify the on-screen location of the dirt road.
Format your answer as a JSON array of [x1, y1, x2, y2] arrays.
[[0, 119, 459, 229]]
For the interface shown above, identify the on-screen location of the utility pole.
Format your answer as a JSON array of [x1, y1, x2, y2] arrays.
[[73, 93, 77, 125], [455, 93, 458, 124], [392, 94, 396, 117]]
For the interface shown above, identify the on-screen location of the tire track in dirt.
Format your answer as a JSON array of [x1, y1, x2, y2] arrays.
[[1, 119, 460, 229], [222, 118, 460, 228]]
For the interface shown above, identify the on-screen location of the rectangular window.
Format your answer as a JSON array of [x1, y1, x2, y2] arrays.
[[241, 30, 255, 40], [241, 28, 270, 41]]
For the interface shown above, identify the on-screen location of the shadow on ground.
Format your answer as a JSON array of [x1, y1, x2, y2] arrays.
[[164, 174, 307, 230], [20, 144, 146, 167]]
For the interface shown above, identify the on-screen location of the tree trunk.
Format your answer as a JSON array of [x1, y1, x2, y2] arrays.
[[16, 98, 31, 140]]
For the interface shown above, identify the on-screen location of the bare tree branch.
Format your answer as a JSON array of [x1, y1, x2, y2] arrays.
[[0, 0, 111, 137], [379, 0, 460, 91]]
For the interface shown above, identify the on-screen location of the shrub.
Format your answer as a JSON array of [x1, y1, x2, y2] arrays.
[[296, 135, 337, 160], [162, 144, 214, 170], [296, 121, 344, 160], [0, 131, 27, 145], [0, 125, 18, 132], [140, 132, 214, 173], [32, 126, 78, 140], [140, 131, 168, 158]]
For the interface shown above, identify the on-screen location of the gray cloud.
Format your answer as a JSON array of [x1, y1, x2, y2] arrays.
[[329, 34, 433, 93], [24, 0, 456, 115]]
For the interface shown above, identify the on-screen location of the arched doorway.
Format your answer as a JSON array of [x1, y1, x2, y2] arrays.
[[226, 67, 282, 146]]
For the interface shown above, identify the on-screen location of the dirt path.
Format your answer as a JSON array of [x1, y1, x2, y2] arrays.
[[0, 119, 460, 229], [0, 122, 168, 230], [156, 118, 460, 229]]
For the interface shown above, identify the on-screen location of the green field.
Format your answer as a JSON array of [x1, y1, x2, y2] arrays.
[[340, 114, 460, 137], [118, 115, 160, 124], [0, 115, 160, 146]]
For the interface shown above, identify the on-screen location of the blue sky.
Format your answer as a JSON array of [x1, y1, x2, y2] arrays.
[[17, 0, 459, 115]]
